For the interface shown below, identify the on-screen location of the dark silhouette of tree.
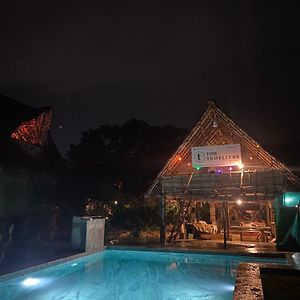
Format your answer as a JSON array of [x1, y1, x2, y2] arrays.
[[67, 119, 187, 231]]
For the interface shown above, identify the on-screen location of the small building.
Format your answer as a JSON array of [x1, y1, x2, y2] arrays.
[[146, 101, 300, 248], [0, 94, 63, 240]]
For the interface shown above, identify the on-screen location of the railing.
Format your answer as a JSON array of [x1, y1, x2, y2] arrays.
[[161, 170, 285, 198]]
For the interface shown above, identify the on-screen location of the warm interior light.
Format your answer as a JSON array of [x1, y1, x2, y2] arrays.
[[178, 156, 182, 161], [212, 113, 218, 128], [238, 163, 244, 169], [236, 199, 242, 205], [114, 200, 118, 205], [11, 111, 52, 146], [212, 118, 218, 128]]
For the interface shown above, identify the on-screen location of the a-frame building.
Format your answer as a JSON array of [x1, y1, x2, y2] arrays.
[[146, 101, 300, 245]]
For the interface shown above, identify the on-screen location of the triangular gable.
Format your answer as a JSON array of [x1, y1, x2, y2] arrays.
[[147, 101, 300, 195]]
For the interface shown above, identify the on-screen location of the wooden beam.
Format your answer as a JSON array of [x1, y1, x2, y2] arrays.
[[159, 187, 166, 244]]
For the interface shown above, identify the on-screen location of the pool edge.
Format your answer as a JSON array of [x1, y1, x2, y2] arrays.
[[232, 259, 296, 300], [0, 247, 107, 282], [106, 245, 287, 259]]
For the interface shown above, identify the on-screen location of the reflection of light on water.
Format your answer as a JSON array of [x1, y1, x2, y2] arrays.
[[71, 263, 78, 267], [22, 278, 40, 287], [166, 262, 177, 270], [21, 277, 52, 288], [220, 284, 235, 292]]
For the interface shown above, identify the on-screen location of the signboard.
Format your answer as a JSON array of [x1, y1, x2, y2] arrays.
[[191, 144, 242, 167]]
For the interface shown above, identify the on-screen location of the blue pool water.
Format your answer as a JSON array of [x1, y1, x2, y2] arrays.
[[0, 249, 287, 300]]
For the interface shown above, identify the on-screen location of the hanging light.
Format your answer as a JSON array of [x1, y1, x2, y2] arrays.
[[212, 115, 218, 128]]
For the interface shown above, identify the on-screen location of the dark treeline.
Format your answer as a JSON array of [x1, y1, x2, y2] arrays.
[[62, 119, 187, 234]]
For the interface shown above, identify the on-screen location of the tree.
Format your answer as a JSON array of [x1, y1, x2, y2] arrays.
[[67, 119, 187, 231]]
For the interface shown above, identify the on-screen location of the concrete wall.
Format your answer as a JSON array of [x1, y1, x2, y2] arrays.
[[71, 216, 105, 252]]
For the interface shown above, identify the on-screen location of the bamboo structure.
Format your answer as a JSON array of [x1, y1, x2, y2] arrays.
[[161, 170, 285, 199], [147, 101, 300, 196], [146, 101, 300, 245]]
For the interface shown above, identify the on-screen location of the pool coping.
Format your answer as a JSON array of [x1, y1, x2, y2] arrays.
[[0, 249, 100, 282], [232, 261, 296, 300], [232, 252, 300, 300], [106, 245, 288, 258]]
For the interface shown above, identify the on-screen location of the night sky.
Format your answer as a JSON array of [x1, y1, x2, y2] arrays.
[[1, 1, 299, 154]]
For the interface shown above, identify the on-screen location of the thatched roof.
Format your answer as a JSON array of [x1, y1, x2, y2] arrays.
[[0, 94, 52, 139], [0, 94, 62, 171], [147, 101, 300, 196]]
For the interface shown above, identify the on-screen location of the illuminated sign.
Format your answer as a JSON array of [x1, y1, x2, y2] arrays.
[[192, 144, 242, 167]]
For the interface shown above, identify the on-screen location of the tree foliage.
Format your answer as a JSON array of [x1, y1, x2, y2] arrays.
[[67, 119, 187, 229]]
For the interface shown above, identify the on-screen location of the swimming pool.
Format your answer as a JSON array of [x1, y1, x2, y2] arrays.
[[0, 249, 287, 300]]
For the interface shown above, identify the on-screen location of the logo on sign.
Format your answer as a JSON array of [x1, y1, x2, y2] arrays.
[[193, 151, 205, 163]]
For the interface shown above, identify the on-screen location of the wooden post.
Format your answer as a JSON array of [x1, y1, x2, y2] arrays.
[[160, 192, 166, 244], [222, 200, 227, 249], [225, 201, 230, 240], [179, 199, 185, 239], [210, 201, 216, 224], [265, 201, 270, 227]]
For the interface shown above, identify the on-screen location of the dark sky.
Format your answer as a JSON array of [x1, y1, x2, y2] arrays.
[[1, 1, 299, 155]]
